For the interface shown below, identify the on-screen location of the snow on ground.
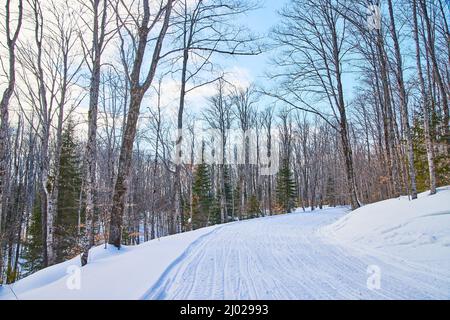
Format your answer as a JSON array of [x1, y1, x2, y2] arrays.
[[322, 186, 450, 272], [144, 207, 449, 299], [0, 226, 219, 300], [1, 187, 449, 300]]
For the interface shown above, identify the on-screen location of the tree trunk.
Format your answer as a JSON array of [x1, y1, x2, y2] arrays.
[[173, 48, 189, 234], [81, 0, 107, 266], [109, 92, 144, 247], [0, 0, 22, 284], [376, 28, 400, 197], [387, 0, 417, 199], [413, 0, 436, 195], [332, 23, 359, 210], [81, 55, 101, 266]]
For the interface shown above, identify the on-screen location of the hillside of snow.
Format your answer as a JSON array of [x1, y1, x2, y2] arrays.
[[1, 188, 449, 300], [322, 186, 450, 272], [0, 226, 219, 300]]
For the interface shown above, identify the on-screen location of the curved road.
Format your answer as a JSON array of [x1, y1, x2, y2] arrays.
[[145, 208, 450, 299]]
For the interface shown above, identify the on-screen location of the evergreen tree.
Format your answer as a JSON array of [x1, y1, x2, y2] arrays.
[[247, 194, 261, 218], [412, 115, 430, 192], [232, 185, 241, 221], [412, 114, 450, 193], [210, 195, 221, 225], [55, 120, 83, 262], [20, 195, 44, 277], [276, 158, 297, 213], [192, 162, 213, 229], [223, 165, 233, 220]]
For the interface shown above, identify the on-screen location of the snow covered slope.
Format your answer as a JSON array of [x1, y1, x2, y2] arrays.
[[322, 186, 450, 272], [0, 226, 219, 300], [1, 189, 449, 300]]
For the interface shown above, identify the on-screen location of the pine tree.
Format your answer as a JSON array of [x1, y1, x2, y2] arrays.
[[20, 196, 44, 277], [210, 196, 221, 225], [412, 115, 429, 192], [412, 114, 450, 193], [232, 185, 241, 221], [192, 162, 213, 229], [276, 158, 297, 213], [223, 165, 233, 220], [55, 120, 83, 262], [247, 194, 261, 218]]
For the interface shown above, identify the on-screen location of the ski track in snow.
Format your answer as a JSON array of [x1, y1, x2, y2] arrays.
[[144, 208, 450, 300]]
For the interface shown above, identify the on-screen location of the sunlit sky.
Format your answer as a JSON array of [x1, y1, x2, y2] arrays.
[[233, 0, 288, 83], [227, 0, 357, 108], [138, 0, 292, 127]]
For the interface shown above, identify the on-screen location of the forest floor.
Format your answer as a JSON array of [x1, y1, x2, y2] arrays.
[[1, 187, 450, 299]]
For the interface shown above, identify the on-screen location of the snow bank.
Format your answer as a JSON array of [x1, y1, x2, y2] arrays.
[[322, 186, 450, 273], [0, 225, 219, 300]]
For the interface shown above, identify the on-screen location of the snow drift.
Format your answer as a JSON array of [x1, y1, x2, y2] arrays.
[[0, 226, 219, 300], [322, 186, 450, 273]]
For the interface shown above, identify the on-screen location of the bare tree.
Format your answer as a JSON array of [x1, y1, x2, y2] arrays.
[[108, 0, 173, 248], [168, 0, 261, 234], [261, 106, 274, 215], [80, 0, 112, 266], [0, 0, 22, 284], [16, 0, 82, 266], [412, 0, 436, 194], [270, 0, 360, 209], [386, 0, 417, 199], [418, 0, 449, 154], [47, 0, 83, 263], [232, 85, 258, 217], [26, 0, 54, 266], [203, 78, 232, 223]]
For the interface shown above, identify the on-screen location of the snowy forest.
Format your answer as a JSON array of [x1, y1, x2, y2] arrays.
[[0, 0, 448, 287]]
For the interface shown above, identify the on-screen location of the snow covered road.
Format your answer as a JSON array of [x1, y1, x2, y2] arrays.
[[144, 208, 450, 300]]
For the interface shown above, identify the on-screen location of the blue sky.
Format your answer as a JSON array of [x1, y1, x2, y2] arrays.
[[224, 0, 288, 83], [220, 0, 358, 110]]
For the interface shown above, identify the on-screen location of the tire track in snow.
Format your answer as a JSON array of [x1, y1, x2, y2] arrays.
[[144, 209, 450, 300], [140, 226, 223, 300]]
